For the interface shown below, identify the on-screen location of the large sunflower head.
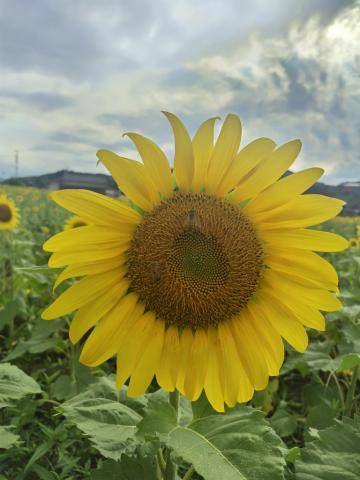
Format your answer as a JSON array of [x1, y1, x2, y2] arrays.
[[0, 194, 19, 231], [42, 113, 348, 412]]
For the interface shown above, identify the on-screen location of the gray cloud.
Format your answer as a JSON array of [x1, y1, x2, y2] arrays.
[[0, 0, 358, 183], [0, 90, 74, 111]]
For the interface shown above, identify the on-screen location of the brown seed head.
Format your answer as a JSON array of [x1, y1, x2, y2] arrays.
[[127, 192, 263, 328]]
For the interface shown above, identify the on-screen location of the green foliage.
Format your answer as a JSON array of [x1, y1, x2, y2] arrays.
[[295, 417, 360, 479], [0, 186, 359, 478], [166, 406, 286, 480], [60, 383, 142, 460], [0, 363, 41, 404]]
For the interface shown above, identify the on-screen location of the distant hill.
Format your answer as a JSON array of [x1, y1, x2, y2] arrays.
[[2, 170, 118, 196], [309, 181, 360, 216], [2, 170, 359, 215]]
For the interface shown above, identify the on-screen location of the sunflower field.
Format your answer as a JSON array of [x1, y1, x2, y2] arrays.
[[0, 181, 359, 480]]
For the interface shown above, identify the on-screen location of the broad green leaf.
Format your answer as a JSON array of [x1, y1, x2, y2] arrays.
[[286, 447, 301, 464], [0, 363, 41, 404], [166, 405, 285, 480], [61, 390, 142, 460], [0, 426, 19, 449], [338, 353, 360, 371], [270, 404, 297, 438], [0, 301, 18, 330], [283, 343, 339, 374], [296, 416, 360, 479], [137, 397, 177, 439], [191, 392, 217, 420], [90, 445, 158, 480]]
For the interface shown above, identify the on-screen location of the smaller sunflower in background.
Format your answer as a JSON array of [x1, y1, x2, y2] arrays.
[[349, 238, 359, 248], [0, 194, 19, 231], [64, 215, 90, 230]]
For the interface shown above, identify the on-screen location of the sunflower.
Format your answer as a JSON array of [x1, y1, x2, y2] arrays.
[[0, 194, 19, 230], [42, 113, 348, 412], [349, 238, 359, 248], [64, 215, 90, 230]]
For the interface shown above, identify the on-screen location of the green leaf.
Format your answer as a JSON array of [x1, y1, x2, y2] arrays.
[[0, 426, 19, 449], [270, 404, 297, 438], [137, 397, 177, 439], [61, 389, 142, 460], [191, 392, 217, 420], [283, 343, 339, 375], [90, 445, 159, 480], [166, 405, 285, 480], [286, 447, 301, 464], [0, 300, 18, 330], [0, 363, 41, 404], [296, 416, 360, 479], [338, 353, 360, 371]]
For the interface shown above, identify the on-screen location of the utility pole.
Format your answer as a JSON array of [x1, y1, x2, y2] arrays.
[[14, 150, 19, 177]]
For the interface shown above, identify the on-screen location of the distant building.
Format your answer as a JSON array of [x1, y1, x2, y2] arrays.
[[2, 170, 120, 196]]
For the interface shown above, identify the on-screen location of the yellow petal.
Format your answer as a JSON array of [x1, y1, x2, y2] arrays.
[[206, 114, 242, 194], [192, 117, 219, 192], [163, 111, 194, 191], [80, 293, 139, 366], [244, 167, 324, 214], [44, 225, 134, 252], [176, 328, 193, 395], [253, 293, 308, 352], [218, 322, 241, 407], [232, 140, 302, 203], [254, 195, 345, 229], [97, 150, 158, 210], [183, 328, 209, 401], [127, 320, 165, 397], [116, 311, 156, 389], [265, 291, 326, 331], [264, 269, 342, 312], [69, 278, 129, 343], [48, 243, 128, 268], [53, 256, 125, 291], [42, 268, 125, 319], [266, 248, 338, 289], [230, 314, 269, 391], [266, 248, 338, 285], [247, 305, 284, 375], [51, 189, 140, 226], [262, 228, 348, 252], [204, 327, 224, 412], [156, 325, 181, 392], [218, 137, 276, 197], [124, 132, 173, 199]]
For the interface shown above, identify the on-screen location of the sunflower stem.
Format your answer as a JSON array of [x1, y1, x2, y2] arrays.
[[182, 465, 195, 480], [3, 232, 14, 343], [169, 389, 180, 415], [165, 389, 179, 480], [344, 365, 359, 417]]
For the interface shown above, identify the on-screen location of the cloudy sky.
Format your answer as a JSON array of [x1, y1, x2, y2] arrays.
[[0, 0, 359, 184]]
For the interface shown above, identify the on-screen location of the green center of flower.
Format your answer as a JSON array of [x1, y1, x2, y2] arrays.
[[127, 192, 264, 329], [0, 204, 12, 223], [168, 230, 229, 293]]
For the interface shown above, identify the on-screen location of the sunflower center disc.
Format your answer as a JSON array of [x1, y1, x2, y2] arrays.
[[127, 193, 263, 328], [0, 204, 12, 223]]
